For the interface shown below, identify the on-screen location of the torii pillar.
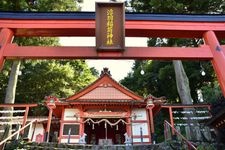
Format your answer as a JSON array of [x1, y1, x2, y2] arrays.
[[203, 31, 225, 97], [0, 28, 14, 70]]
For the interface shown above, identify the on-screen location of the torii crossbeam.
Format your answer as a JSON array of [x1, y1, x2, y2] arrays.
[[0, 12, 225, 96]]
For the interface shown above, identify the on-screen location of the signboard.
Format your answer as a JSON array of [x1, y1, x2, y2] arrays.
[[96, 2, 125, 51]]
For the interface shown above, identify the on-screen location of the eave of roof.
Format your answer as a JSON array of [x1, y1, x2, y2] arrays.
[[1, 11, 225, 22], [161, 103, 210, 108], [65, 99, 146, 105], [66, 72, 144, 101]]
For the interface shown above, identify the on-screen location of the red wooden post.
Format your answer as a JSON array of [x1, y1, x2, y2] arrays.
[[148, 107, 155, 135], [126, 108, 132, 137], [79, 118, 84, 136], [148, 106, 156, 144], [31, 120, 37, 141], [126, 117, 131, 136], [45, 96, 56, 142], [46, 108, 53, 142], [203, 31, 225, 97], [79, 106, 84, 137], [59, 107, 65, 143], [169, 107, 175, 135], [0, 28, 14, 70], [21, 106, 29, 134]]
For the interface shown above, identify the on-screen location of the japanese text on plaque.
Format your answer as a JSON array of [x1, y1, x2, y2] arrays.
[[106, 8, 114, 46]]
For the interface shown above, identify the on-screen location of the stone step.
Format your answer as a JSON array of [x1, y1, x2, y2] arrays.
[[5, 141, 165, 150], [10, 141, 224, 150]]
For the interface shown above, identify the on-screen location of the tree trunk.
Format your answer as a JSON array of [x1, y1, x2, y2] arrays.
[[173, 60, 193, 105], [173, 60, 198, 140], [0, 60, 21, 140], [4, 60, 21, 104]]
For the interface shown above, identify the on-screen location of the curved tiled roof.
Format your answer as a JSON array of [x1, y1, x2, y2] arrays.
[[66, 68, 144, 102]]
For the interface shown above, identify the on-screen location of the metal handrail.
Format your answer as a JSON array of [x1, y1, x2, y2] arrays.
[[164, 120, 197, 150], [0, 119, 37, 146]]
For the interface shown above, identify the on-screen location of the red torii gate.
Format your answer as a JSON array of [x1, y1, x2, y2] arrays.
[[0, 12, 225, 96]]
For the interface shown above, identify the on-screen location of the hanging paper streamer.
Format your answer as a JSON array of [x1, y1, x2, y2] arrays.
[[105, 122, 107, 128], [116, 125, 118, 130], [82, 118, 129, 126], [92, 124, 95, 129]]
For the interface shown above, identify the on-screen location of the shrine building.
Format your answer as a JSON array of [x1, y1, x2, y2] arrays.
[[45, 68, 165, 145]]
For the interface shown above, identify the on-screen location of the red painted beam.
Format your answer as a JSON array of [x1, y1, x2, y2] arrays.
[[4, 44, 213, 60], [1, 20, 225, 38]]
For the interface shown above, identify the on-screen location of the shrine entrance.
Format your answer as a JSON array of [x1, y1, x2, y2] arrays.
[[84, 118, 126, 145], [1, 2, 225, 146], [1, 3, 225, 98]]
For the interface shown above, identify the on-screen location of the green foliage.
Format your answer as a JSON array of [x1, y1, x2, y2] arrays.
[[201, 81, 223, 103], [31, 0, 81, 11], [0, 0, 81, 11], [4, 139, 26, 150], [197, 144, 216, 150], [122, 1, 225, 142], [121, 59, 216, 103], [122, 0, 222, 102], [15, 37, 59, 46], [130, 0, 224, 14], [0, 0, 97, 107], [13, 60, 95, 104]]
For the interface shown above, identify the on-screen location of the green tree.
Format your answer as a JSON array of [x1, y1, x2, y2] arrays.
[[0, 1, 98, 105], [201, 81, 223, 103], [123, 0, 223, 102], [130, 0, 224, 14], [13, 60, 95, 103], [122, 0, 224, 141], [0, 0, 93, 138]]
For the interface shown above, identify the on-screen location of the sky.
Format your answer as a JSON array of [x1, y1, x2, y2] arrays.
[[59, 0, 147, 81]]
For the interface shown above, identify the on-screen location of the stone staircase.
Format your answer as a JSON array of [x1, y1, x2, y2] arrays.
[[4, 140, 225, 150], [4, 141, 174, 150]]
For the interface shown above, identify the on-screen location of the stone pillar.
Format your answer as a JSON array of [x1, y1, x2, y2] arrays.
[[195, 126, 202, 141], [185, 126, 191, 140], [203, 127, 212, 141], [175, 126, 182, 141]]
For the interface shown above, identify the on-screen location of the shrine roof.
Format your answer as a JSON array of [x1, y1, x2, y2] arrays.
[[66, 99, 146, 106], [1, 11, 225, 22], [66, 68, 144, 102]]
